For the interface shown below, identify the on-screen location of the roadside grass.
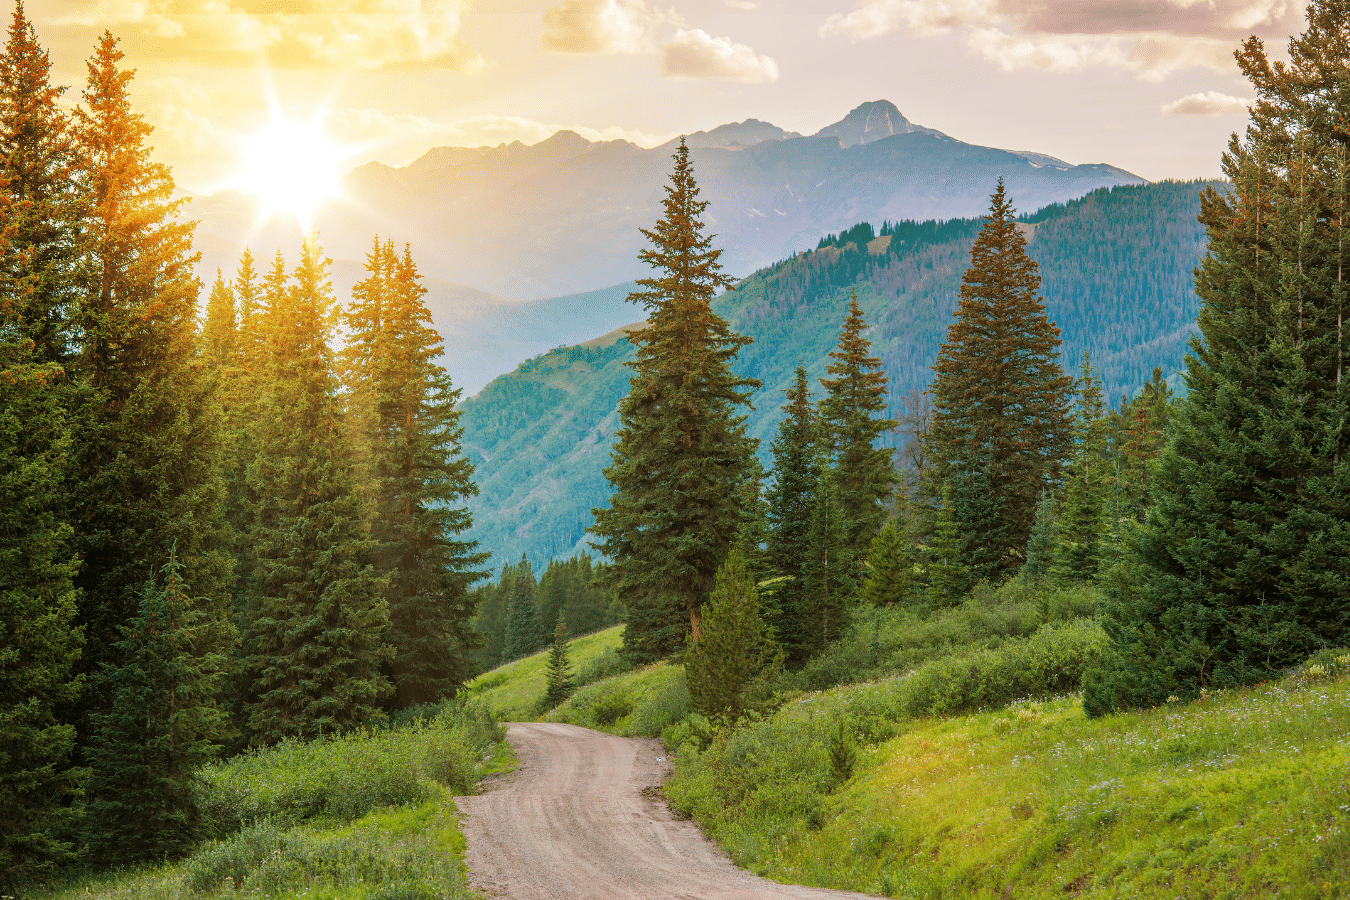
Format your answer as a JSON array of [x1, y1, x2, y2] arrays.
[[464, 624, 626, 720], [666, 657, 1350, 900], [34, 701, 509, 900], [546, 661, 691, 737]]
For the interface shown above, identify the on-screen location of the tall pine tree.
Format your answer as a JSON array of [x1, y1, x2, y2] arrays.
[[342, 238, 486, 707], [500, 555, 545, 664], [1056, 352, 1108, 582], [590, 138, 759, 664], [241, 237, 392, 743], [1086, 0, 1350, 714], [928, 179, 1073, 578]]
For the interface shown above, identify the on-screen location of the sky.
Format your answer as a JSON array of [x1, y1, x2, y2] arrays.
[[35, 0, 1308, 194]]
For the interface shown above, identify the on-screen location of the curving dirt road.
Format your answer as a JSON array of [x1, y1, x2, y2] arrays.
[[458, 722, 876, 900]]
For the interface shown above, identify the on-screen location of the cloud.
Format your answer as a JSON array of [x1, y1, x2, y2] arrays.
[[49, 0, 480, 70], [820, 0, 1295, 79], [1161, 90, 1252, 115], [541, 0, 654, 54], [659, 28, 778, 82]]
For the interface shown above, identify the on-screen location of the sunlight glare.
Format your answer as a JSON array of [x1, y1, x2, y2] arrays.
[[236, 116, 345, 226]]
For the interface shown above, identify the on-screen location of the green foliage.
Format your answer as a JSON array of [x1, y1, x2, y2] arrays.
[[590, 138, 760, 665], [1088, 2, 1350, 716], [196, 701, 504, 834], [82, 549, 233, 864], [859, 517, 912, 607], [341, 238, 487, 708], [542, 617, 573, 710], [1055, 352, 1108, 582], [924, 482, 968, 608], [1020, 490, 1059, 582], [500, 555, 545, 664], [463, 624, 627, 721], [547, 661, 690, 737], [928, 179, 1074, 579], [827, 719, 856, 784], [684, 549, 784, 722], [799, 470, 855, 660]]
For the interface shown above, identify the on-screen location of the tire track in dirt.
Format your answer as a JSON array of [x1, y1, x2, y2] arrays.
[[458, 722, 877, 900]]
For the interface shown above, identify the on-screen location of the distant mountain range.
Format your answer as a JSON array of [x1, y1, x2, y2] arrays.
[[457, 180, 1222, 570]]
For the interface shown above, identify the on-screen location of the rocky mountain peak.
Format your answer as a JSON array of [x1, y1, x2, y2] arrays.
[[814, 100, 939, 148]]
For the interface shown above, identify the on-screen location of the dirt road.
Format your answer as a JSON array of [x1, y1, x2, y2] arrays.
[[458, 722, 876, 900]]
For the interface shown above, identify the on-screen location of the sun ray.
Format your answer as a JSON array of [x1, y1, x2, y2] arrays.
[[232, 111, 347, 230]]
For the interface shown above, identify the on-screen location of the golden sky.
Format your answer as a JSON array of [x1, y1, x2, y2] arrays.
[[37, 0, 1305, 193]]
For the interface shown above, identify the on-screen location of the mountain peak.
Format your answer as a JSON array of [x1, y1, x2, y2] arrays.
[[815, 100, 940, 148]]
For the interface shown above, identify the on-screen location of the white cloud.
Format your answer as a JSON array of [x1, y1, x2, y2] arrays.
[[659, 28, 778, 82], [1161, 90, 1253, 115], [541, 0, 654, 54], [50, 0, 479, 70], [819, 0, 1292, 79]]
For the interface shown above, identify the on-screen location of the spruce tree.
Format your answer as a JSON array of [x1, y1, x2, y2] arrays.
[[928, 179, 1074, 578], [684, 548, 783, 722], [500, 556, 544, 663], [342, 238, 486, 707], [590, 138, 760, 664], [67, 31, 229, 757], [203, 269, 235, 365], [1055, 353, 1108, 582], [82, 548, 232, 864], [925, 482, 968, 608], [0, 205, 84, 888], [1020, 490, 1059, 583], [860, 517, 912, 606], [799, 469, 854, 658], [241, 236, 392, 743], [764, 364, 820, 660], [542, 617, 573, 710], [1086, 0, 1350, 715], [819, 291, 898, 559]]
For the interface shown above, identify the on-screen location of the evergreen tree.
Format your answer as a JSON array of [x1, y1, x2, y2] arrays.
[[342, 238, 486, 707], [819, 291, 898, 558], [500, 556, 544, 663], [233, 248, 264, 373], [684, 548, 783, 722], [799, 469, 854, 658], [925, 482, 968, 608], [0, 0, 84, 367], [241, 236, 393, 743], [764, 364, 820, 657], [1056, 352, 1108, 581], [590, 138, 760, 664], [542, 617, 573, 710], [928, 179, 1074, 578], [1020, 490, 1059, 582], [0, 187, 84, 888], [950, 452, 1005, 587], [82, 548, 232, 864], [860, 517, 912, 606], [203, 269, 235, 365], [1086, 0, 1350, 715], [67, 31, 229, 756]]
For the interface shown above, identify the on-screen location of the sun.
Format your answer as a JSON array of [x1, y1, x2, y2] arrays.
[[235, 115, 346, 226]]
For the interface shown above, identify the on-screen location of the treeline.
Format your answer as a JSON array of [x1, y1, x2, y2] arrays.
[[0, 14, 484, 890]]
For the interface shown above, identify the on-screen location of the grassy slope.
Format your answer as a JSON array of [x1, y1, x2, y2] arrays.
[[464, 625, 625, 721], [667, 665, 1350, 900]]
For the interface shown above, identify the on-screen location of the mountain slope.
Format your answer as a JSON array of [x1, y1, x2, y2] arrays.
[[459, 180, 1220, 569]]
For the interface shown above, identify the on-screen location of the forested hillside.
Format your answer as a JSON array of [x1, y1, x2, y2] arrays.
[[460, 179, 1221, 568]]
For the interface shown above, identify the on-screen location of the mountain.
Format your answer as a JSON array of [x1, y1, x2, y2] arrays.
[[190, 100, 1145, 306], [458, 180, 1221, 570]]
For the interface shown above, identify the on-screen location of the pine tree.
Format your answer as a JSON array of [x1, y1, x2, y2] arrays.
[[542, 617, 573, 710], [500, 556, 544, 663], [950, 452, 1005, 587], [67, 31, 230, 759], [0, 186, 84, 888], [241, 236, 393, 743], [0, 0, 84, 367], [684, 548, 783, 722], [928, 179, 1074, 578], [342, 238, 486, 707], [799, 469, 854, 658], [590, 138, 760, 664], [1085, 0, 1350, 715], [203, 269, 235, 365], [925, 482, 968, 608], [819, 291, 898, 558], [233, 248, 264, 373], [1056, 352, 1108, 581], [860, 517, 912, 606], [82, 547, 232, 864], [1020, 490, 1059, 583], [764, 364, 821, 660]]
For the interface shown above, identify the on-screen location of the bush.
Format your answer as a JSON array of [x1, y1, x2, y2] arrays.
[[197, 701, 503, 834], [549, 662, 691, 736]]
